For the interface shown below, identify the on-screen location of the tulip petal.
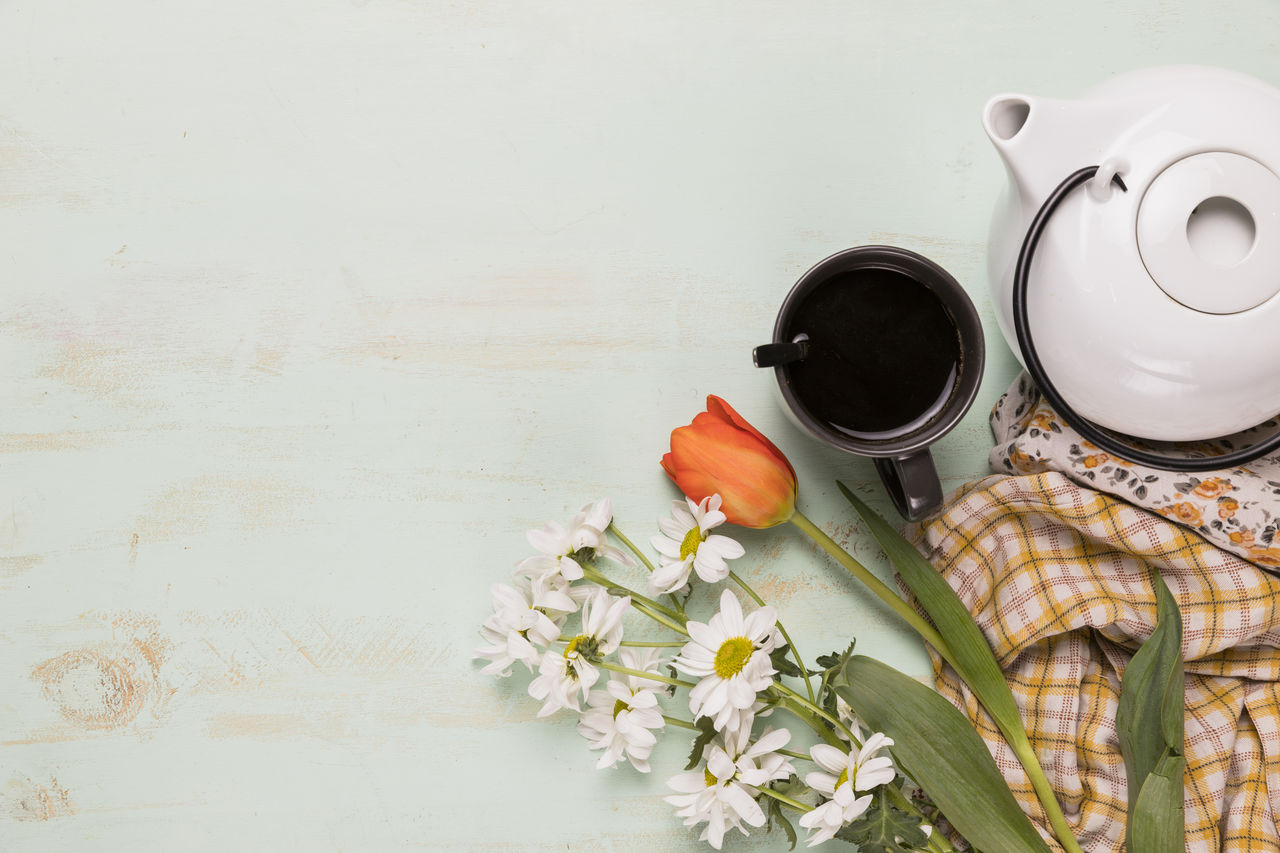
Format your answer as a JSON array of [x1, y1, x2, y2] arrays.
[[705, 395, 795, 479], [669, 421, 796, 514]]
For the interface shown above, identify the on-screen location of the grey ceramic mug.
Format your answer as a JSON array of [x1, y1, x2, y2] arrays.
[[753, 246, 984, 521]]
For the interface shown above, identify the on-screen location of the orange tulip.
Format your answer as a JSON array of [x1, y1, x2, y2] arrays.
[[662, 395, 798, 528]]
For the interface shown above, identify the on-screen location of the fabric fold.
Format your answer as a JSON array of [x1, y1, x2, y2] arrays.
[[913, 471, 1280, 852]]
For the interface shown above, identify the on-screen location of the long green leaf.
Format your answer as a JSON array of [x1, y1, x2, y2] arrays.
[[837, 483, 1022, 730], [838, 482, 1081, 853], [1127, 751, 1186, 853], [1117, 576, 1185, 853], [835, 655, 1052, 853]]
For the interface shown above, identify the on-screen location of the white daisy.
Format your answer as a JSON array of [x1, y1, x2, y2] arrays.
[[649, 495, 745, 594], [798, 733, 897, 847], [727, 725, 795, 788], [672, 589, 778, 731], [474, 573, 577, 676], [519, 498, 632, 582], [716, 698, 775, 741], [665, 727, 796, 850], [527, 588, 630, 716], [577, 648, 668, 772]]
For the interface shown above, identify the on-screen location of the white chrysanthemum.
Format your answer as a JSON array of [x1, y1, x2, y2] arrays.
[[717, 698, 775, 741], [519, 498, 632, 582], [577, 648, 668, 772], [649, 495, 745, 594], [672, 589, 778, 731], [527, 588, 630, 716], [474, 573, 577, 676], [798, 733, 897, 846], [665, 727, 796, 850]]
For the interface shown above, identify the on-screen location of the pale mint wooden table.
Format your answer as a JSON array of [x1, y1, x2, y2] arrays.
[[2, 2, 1278, 850]]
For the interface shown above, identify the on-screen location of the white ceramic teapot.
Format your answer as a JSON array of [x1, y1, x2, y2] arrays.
[[982, 66, 1280, 468]]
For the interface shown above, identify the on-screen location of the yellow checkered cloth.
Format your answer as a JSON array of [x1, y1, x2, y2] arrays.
[[912, 472, 1280, 852]]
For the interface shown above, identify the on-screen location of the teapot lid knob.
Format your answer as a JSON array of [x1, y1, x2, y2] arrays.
[[1137, 151, 1280, 314]]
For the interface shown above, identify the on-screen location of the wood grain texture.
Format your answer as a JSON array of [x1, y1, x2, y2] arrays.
[[3, 1, 1279, 849]]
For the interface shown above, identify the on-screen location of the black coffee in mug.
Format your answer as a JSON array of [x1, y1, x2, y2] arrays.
[[754, 246, 984, 521], [782, 268, 962, 440]]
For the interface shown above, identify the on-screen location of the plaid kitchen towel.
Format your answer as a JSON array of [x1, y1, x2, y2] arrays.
[[911, 472, 1280, 852], [990, 373, 1280, 569]]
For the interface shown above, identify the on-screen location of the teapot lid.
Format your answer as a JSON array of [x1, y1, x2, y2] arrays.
[[1137, 151, 1280, 314]]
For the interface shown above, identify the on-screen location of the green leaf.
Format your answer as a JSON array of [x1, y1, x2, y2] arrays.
[[1127, 751, 1186, 853], [835, 655, 1052, 853], [815, 641, 857, 721], [834, 787, 931, 853], [764, 793, 799, 850], [770, 643, 813, 679], [815, 642, 857, 678], [836, 483, 1025, 736], [1116, 576, 1185, 853], [837, 484, 1081, 852], [684, 715, 717, 771]]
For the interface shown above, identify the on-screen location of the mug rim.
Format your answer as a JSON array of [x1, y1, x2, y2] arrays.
[[770, 245, 985, 458]]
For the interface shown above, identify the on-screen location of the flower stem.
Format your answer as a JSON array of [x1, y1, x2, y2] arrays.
[[789, 511, 952, 660], [608, 522, 656, 573], [619, 640, 687, 648], [770, 689, 845, 748], [609, 521, 687, 616], [598, 660, 696, 690], [775, 683, 857, 744], [793, 510, 1080, 853], [1010, 735, 1081, 853], [928, 829, 956, 853], [662, 715, 699, 731], [884, 785, 954, 853], [757, 786, 812, 814], [631, 599, 690, 636], [778, 748, 812, 762], [729, 570, 817, 706], [582, 567, 685, 624], [559, 636, 686, 648]]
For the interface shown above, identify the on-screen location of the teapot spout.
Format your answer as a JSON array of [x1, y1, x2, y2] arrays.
[[982, 93, 1057, 204], [984, 95, 1034, 145], [982, 92, 1124, 206]]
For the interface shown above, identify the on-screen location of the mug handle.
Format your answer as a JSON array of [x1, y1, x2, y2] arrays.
[[873, 451, 943, 521], [752, 335, 810, 368]]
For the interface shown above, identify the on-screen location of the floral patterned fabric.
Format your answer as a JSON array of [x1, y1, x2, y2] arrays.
[[990, 373, 1280, 570]]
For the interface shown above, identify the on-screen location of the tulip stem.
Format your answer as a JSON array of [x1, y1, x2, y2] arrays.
[[788, 510, 952, 662], [728, 570, 817, 706]]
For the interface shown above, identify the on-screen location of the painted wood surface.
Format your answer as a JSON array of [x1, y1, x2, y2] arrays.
[[2, 2, 1278, 849]]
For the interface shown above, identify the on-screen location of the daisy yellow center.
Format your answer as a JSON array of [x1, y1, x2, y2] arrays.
[[713, 636, 755, 679], [563, 635, 600, 671], [679, 526, 704, 560], [612, 699, 628, 718], [704, 768, 718, 787], [836, 767, 849, 790]]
